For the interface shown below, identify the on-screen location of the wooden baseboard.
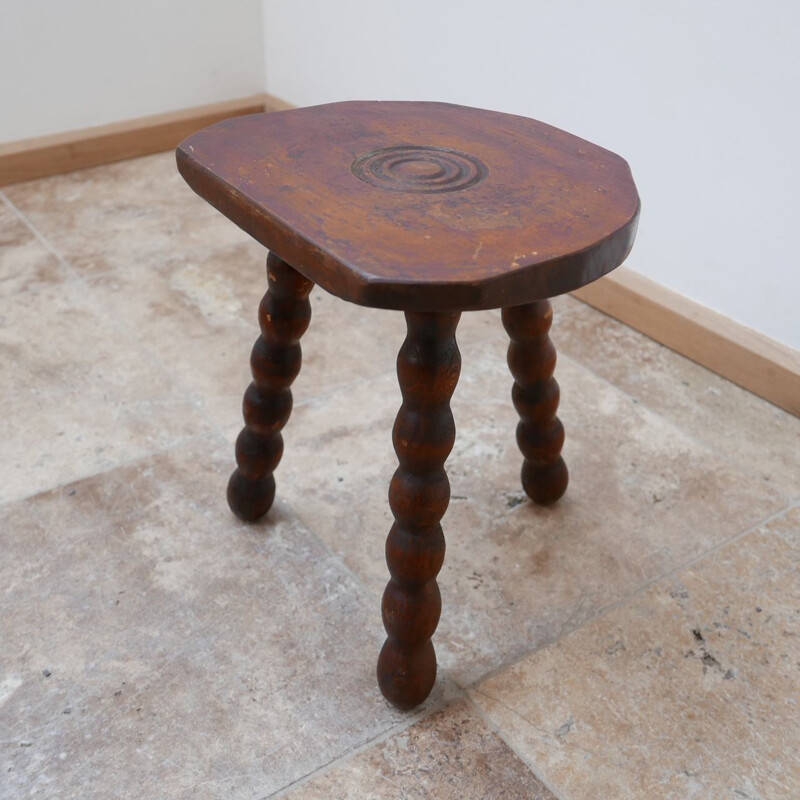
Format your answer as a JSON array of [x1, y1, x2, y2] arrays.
[[0, 93, 283, 186], [573, 267, 800, 416], [260, 93, 296, 113]]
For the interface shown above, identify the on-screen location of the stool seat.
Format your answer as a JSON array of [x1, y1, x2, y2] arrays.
[[177, 101, 639, 311]]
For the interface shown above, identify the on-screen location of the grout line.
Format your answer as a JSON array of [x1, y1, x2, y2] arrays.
[[459, 499, 798, 692], [466, 693, 568, 800], [1, 161, 248, 427], [279, 497, 385, 607], [1, 184, 202, 457], [0, 191, 82, 282], [142, 289, 398, 445], [5, 197, 234, 457], [559, 347, 793, 502], [292, 364, 397, 414], [558, 300, 796, 498], [264, 679, 464, 799], [571, 498, 798, 628], [468, 687, 648, 788], [0, 432, 215, 511]]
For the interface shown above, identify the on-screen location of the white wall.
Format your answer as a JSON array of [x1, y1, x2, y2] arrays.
[[1, 0, 264, 142], [262, 0, 800, 349]]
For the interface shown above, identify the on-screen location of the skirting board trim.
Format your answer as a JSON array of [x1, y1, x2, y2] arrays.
[[573, 267, 799, 416], [0, 93, 282, 186]]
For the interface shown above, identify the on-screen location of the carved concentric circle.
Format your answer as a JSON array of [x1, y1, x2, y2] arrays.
[[351, 145, 488, 194]]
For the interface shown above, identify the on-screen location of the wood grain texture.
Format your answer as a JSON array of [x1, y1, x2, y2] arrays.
[[176, 101, 640, 311], [378, 312, 461, 709], [573, 267, 800, 417], [227, 253, 313, 521], [503, 301, 569, 504], [0, 94, 269, 186]]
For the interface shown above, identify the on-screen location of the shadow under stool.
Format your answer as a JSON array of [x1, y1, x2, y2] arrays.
[[176, 101, 640, 710]]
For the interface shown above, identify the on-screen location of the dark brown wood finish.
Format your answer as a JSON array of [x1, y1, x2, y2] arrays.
[[377, 312, 461, 709], [227, 254, 313, 521], [175, 101, 641, 712], [502, 301, 568, 504], [177, 101, 639, 311]]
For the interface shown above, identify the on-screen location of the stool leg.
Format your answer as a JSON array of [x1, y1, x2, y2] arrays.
[[227, 253, 313, 521], [377, 311, 461, 709], [502, 301, 568, 505]]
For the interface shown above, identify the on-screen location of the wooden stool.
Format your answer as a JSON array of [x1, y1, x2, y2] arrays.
[[177, 101, 639, 710]]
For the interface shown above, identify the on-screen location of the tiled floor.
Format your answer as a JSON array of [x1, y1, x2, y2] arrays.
[[0, 152, 797, 799]]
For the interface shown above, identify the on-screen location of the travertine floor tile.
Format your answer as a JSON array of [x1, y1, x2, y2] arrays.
[[0, 199, 73, 297], [3, 153, 248, 276], [470, 507, 800, 799], [3, 151, 795, 799], [282, 699, 557, 800], [555, 301, 800, 498], [0, 282, 210, 505], [277, 341, 786, 684], [84, 253, 408, 436], [84, 242, 270, 433], [0, 438, 441, 799]]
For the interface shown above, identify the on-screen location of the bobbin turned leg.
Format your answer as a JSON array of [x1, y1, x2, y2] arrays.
[[377, 311, 461, 709], [502, 300, 568, 505], [227, 253, 313, 521]]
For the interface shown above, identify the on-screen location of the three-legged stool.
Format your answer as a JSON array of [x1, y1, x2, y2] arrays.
[[177, 101, 639, 709]]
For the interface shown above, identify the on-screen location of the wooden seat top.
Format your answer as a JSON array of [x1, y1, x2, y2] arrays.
[[177, 101, 639, 311]]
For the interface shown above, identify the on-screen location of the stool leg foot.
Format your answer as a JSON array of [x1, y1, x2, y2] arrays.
[[502, 300, 568, 505], [378, 312, 461, 709], [227, 253, 313, 522]]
